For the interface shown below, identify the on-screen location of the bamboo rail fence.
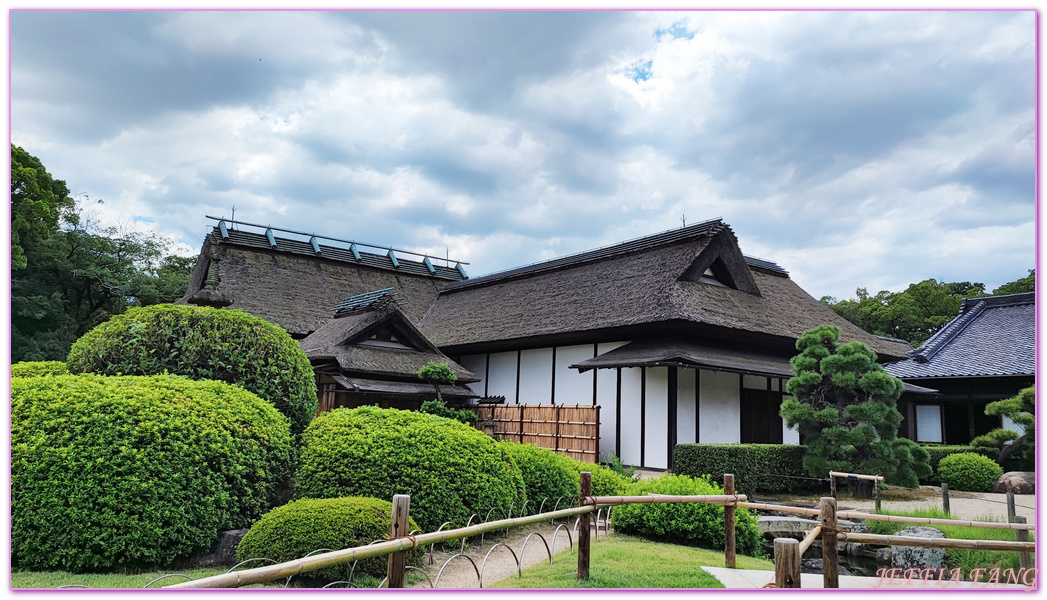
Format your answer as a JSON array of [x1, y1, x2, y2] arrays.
[[471, 404, 600, 462]]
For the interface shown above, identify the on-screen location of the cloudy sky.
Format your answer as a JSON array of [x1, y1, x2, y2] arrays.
[[10, 10, 1036, 300]]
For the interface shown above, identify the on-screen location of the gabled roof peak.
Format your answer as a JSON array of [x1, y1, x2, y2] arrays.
[[334, 288, 404, 318]]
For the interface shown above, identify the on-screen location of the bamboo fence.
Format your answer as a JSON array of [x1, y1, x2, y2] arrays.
[[471, 404, 600, 462]]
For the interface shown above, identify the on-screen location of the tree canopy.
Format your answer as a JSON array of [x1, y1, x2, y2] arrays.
[[821, 273, 1034, 346], [11, 145, 195, 362], [781, 325, 931, 488], [971, 386, 1034, 471]]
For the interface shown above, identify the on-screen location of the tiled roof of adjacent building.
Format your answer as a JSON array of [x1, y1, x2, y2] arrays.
[[884, 292, 1035, 379]]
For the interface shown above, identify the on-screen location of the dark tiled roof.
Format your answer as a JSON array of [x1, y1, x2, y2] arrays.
[[885, 293, 1035, 379], [334, 288, 398, 317]]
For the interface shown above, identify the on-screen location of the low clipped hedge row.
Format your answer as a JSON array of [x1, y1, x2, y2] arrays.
[[12, 374, 294, 572], [937, 453, 1003, 493], [613, 474, 763, 556], [500, 443, 580, 511], [236, 497, 424, 582], [67, 304, 317, 435], [920, 445, 997, 485], [674, 444, 812, 493], [296, 407, 525, 532], [11, 361, 69, 378]]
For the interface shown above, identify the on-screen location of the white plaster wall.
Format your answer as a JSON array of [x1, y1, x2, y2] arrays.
[[555, 344, 596, 405], [619, 367, 643, 466], [1003, 415, 1024, 434], [782, 395, 800, 445], [742, 375, 767, 390], [459, 354, 487, 396], [699, 369, 740, 443], [486, 351, 518, 403], [915, 405, 943, 443], [645, 367, 669, 469], [595, 342, 628, 462], [518, 348, 554, 404], [677, 368, 697, 444]]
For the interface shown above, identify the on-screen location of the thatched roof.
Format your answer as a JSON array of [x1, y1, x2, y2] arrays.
[[420, 220, 913, 361], [300, 299, 479, 383], [181, 227, 463, 336], [885, 292, 1034, 379]]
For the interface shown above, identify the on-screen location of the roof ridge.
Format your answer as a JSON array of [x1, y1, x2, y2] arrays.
[[961, 291, 1035, 312], [911, 299, 987, 363]]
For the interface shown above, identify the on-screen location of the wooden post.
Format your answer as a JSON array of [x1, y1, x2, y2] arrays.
[[576, 471, 592, 580], [386, 494, 410, 588], [820, 496, 839, 589], [1015, 516, 1032, 570], [724, 474, 736, 568], [774, 538, 801, 588], [1006, 492, 1017, 524], [941, 483, 950, 515], [874, 480, 882, 513], [830, 475, 837, 499], [555, 404, 562, 454]]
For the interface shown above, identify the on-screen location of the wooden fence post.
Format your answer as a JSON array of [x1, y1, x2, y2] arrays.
[[774, 538, 801, 588], [820, 496, 839, 589], [724, 474, 736, 568], [576, 471, 592, 580], [1006, 492, 1017, 524], [1014, 516, 1032, 570], [830, 475, 837, 500], [941, 483, 950, 515], [386, 494, 410, 588], [874, 480, 882, 513]]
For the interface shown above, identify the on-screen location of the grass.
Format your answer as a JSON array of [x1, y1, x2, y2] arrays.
[[488, 535, 773, 588], [10, 567, 422, 589], [865, 507, 1034, 580]]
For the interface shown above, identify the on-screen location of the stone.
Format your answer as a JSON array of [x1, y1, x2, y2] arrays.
[[199, 529, 250, 567], [993, 471, 1035, 495], [891, 527, 945, 571], [801, 558, 854, 576]]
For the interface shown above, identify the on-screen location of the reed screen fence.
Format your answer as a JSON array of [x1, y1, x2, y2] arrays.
[[470, 404, 600, 463]]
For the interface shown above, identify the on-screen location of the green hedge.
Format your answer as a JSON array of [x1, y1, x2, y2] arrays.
[[11, 361, 69, 378], [674, 444, 812, 494], [500, 443, 580, 512], [612, 474, 763, 556], [570, 460, 633, 497], [921, 446, 997, 485], [938, 453, 1003, 493], [66, 304, 317, 435], [12, 374, 294, 572], [296, 407, 525, 531], [237, 497, 424, 583]]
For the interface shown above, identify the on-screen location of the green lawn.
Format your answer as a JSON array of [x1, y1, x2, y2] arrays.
[[867, 508, 1034, 580], [11, 565, 413, 589], [489, 536, 773, 589]]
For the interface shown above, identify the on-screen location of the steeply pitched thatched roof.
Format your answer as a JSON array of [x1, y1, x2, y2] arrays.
[[181, 226, 464, 336], [300, 299, 478, 383], [885, 292, 1034, 379], [420, 220, 913, 361]]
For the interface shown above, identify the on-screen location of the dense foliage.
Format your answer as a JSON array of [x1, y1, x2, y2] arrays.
[[937, 453, 1004, 493], [501, 443, 580, 511], [12, 146, 193, 363], [11, 374, 294, 572], [67, 304, 317, 434], [781, 325, 931, 487], [236, 497, 424, 582], [11, 361, 69, 378], [567, 459, 633, 497], [673, 444, 812, 493], [296, 407, 525, 531], [820, 275, 1033, 346], [919, 445, 996, 485], [971, 387, 1035, 471], [419, 399, 476, 424], [417, 361, 457, 403], [612, 474, 762, 557]]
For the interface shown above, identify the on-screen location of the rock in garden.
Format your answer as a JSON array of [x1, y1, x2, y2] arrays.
[[202, 529, 250, 566], [801, 558, 853, 576], [891, 527, 945, 571], [993, 471, 1035, 495]]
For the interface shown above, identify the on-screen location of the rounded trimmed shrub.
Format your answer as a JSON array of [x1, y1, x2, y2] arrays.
[[296, 407, 525, 531], [11, 360, 68, 378], [501, 443, 580, 512], [568, 459, 633, 497], [611, 474, 762, 557], [938, 452, 1004, 492], [66, 304, 317, 434], [11, 374, 294, 572], [236, 497, 424, 583]]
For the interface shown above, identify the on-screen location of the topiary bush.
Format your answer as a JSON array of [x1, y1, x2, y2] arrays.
[[296, 407, 525, 532], [11, 360, 69, 378], [674, 444, 812, 494], [501, 443, 580, 512], [11, 374, 294, 572], [419, 399, 476, 425], [236, 497, 424, 583], [612, 474, 762, 557], [567, 459, 633, 497], [937, 452, 1004, 493], [66, 304, 316, 434], [920, 445, 997, 485]]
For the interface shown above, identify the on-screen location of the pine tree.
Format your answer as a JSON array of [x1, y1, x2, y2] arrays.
[[781, 325, 931, 488]]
